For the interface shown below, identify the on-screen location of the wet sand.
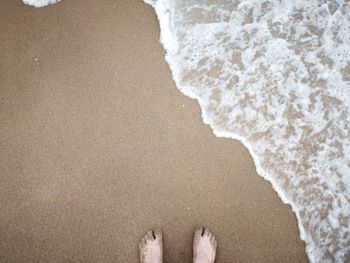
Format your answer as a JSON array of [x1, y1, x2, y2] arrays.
[[0, 0, 308, 262]]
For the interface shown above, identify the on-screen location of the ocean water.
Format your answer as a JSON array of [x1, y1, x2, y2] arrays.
[[144, 0, 350, 262], [21, 0, 350, 262]]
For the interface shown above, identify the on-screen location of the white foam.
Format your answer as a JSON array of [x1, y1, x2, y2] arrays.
[[22, 0, 61, 8], [145, 0, 350, 262]]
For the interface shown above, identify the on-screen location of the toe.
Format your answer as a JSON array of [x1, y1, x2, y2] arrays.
[[140, 237, 146, 249], [139, 241, 142, 250], [146, 230, 154, 241], [204, 228, 210, 237], [142, 232, 148, 242], [194, 226, 204, 237], [210, 233, 216, 243], [139, 238, 146, 251], [154, 228, 162, 241]]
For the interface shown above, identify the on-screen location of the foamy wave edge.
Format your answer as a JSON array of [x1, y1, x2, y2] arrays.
[[144, 0, 314, 261], [22, 0, 61, 8]]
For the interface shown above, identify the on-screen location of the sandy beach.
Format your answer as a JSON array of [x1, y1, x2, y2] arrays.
[[0, 0, 308, 262]]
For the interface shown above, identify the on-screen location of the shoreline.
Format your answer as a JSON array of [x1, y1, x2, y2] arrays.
[[0, 0, 308, 262]]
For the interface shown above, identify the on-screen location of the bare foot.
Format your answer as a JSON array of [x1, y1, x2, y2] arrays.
[[193, 226, 217, 263], [139, 229, 163, 263]]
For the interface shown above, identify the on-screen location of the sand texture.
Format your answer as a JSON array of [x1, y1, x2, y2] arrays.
[[0, 0, 308, 262]]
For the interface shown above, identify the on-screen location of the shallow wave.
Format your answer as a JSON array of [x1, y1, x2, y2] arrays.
[[145, 0, 350, 262]]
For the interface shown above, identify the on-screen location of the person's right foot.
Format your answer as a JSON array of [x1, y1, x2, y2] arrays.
[[193, 226, 217, 263]]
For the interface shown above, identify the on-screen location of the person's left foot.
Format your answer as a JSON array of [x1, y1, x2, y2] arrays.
[[139, 229, 163, 263]]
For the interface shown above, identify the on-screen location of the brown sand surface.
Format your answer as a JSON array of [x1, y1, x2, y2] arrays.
[[0, 0, 308, 262]]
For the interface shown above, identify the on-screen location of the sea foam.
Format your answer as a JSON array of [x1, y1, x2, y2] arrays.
[[144, 0, 350, 262], [22, 0, 61, 8]]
